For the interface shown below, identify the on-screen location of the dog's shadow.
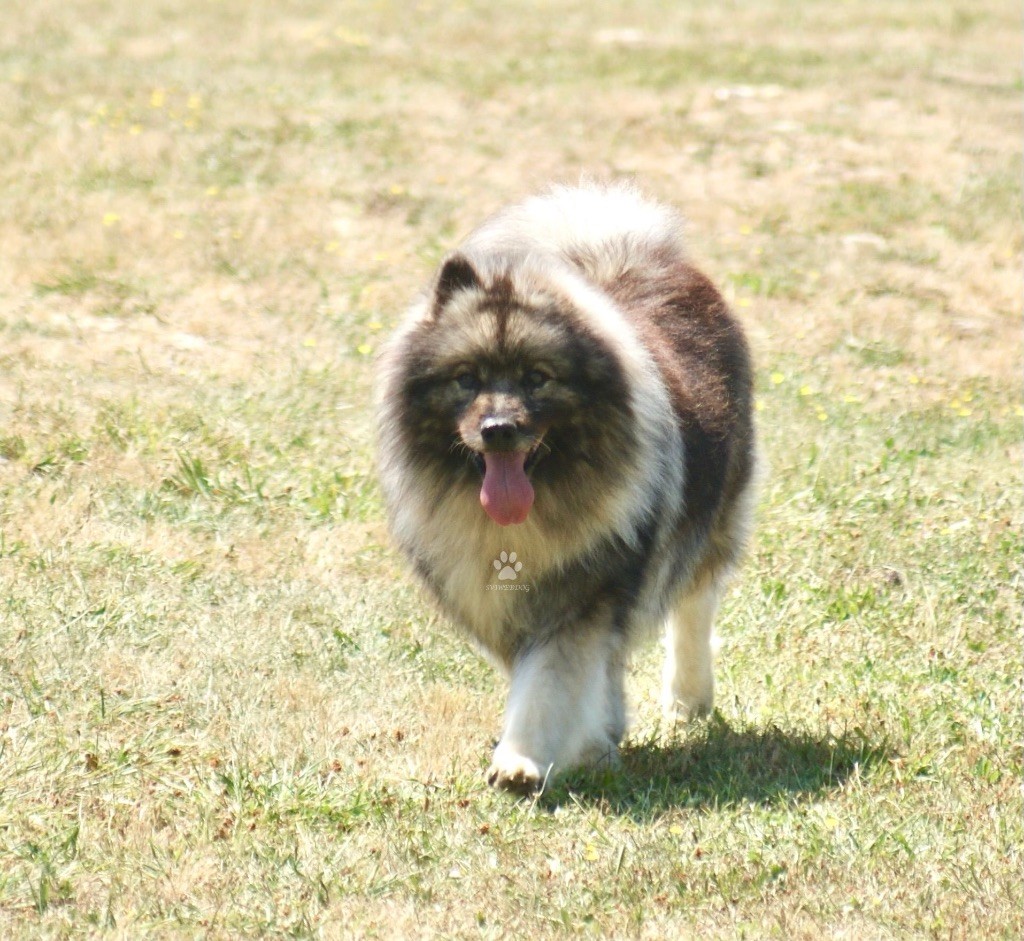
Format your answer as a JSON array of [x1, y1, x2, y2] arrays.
[[541, 715, 891, 818]]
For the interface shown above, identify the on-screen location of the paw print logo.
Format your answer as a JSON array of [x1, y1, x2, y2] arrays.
[[493, 550, 523, 581]]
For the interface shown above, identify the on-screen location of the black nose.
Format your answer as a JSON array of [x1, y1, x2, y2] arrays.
[[480, 417, 519, 450]]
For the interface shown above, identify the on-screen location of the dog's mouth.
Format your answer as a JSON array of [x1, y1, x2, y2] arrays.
[[471, 437, 545, 527], [470, 439, 545, 476]]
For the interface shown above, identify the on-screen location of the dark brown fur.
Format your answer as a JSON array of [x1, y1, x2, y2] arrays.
[[599, 256, 755, 582]]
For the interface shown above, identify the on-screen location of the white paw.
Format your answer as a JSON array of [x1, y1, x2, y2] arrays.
[[577, 739, 621, 769], [487, 746, 547, 794], [663, 688, 714, 723]]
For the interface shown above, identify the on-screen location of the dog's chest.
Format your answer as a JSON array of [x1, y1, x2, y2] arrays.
[[418, 518, 556, 661]]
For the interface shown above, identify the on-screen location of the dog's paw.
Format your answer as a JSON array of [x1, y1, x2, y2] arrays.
[[578, 740, 621, 770], [486, 747, 547, 794], [663, 690, 714, 724]]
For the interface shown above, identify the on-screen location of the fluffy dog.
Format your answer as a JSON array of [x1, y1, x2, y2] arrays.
[[377, 183, 756, 791]]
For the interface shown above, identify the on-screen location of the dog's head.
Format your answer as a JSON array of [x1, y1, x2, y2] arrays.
[[392, 253, 633, 527]]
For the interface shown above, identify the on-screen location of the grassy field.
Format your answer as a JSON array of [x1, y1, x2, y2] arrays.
[[1, 1, 1020, 938]]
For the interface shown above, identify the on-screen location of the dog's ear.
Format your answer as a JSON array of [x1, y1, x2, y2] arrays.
[[432, 254, 481, 316]]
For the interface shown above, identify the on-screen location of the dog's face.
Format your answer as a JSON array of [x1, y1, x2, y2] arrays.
[[394, 255, 634, 526]]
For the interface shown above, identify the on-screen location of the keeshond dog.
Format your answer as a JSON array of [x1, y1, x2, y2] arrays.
[[377, 183, 756, 792]]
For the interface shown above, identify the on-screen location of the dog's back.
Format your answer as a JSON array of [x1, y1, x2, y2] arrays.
[[467, 181, 684, 285]]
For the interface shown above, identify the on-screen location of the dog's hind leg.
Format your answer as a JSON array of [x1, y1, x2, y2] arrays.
[[662, 576, 721, 721], [488, 629, 626, 793]]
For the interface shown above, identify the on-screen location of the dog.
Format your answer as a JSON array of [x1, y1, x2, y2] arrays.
[[376, 182, 756, 792]]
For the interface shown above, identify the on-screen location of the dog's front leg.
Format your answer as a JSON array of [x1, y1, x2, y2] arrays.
[[487, 629, 626, 793]]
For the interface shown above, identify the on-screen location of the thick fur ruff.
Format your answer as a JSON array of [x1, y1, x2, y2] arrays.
[[376, 183, 757, 792]]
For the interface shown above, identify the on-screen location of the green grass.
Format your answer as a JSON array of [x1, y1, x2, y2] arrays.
[[0, 0, 1020, 938]]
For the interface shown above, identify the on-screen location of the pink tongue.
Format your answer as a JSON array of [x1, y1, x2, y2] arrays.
[[480, 451, 534, 526]]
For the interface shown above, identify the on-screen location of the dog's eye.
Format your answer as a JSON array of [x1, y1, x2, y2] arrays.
[[454, 370, 480, 391], [524, 369, 552, 390]]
